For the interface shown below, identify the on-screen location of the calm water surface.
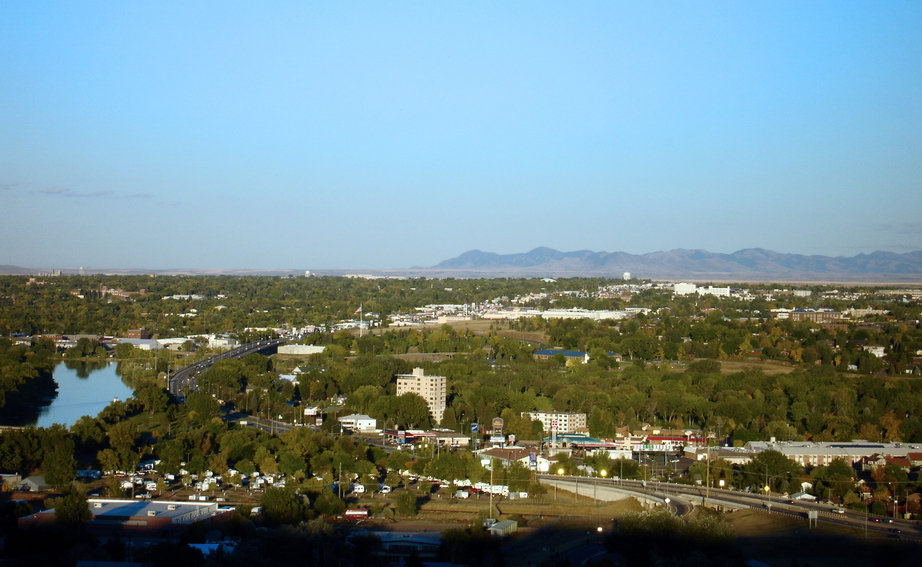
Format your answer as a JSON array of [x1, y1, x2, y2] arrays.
[[33, 362, 135, 428]]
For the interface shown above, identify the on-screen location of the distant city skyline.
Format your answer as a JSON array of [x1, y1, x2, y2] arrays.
[[2, 2, 920, 270]]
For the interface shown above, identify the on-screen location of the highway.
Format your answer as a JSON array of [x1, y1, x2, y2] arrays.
[[540, 475, 922, 540], [167, 336, 296, 397], [539, 475, 693, 517]]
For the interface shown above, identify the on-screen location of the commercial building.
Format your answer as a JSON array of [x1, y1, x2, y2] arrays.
[[697, 286, 730, 298], [787, 308, 844, 324], [19, 499, 233, 536], [396, 367, 446, 424], [360, 532, 442, 563], [277, 344, 327, 356], [526, 411, 587, 434], [116, 338, 162, 351], [125, 328, 151, 339], [338, 413, 377, 432], [685, 440, 922, 468], [533, 350, 589, 364], [744, 440, 919, 467], [674, 283, 697, 296]]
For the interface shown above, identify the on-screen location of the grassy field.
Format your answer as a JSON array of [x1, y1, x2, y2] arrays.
[[716, 359, 797, 375]]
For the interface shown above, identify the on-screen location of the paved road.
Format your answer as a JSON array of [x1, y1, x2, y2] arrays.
[[167, 336, 298, 397], [539, 475, 693, 517], [541, 476, 922, 540], [227, 413, 298, 435]]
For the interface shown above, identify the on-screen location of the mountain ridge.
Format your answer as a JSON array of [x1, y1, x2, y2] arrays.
[[3, 248, 922, 282], [432, 247, 922, 280]]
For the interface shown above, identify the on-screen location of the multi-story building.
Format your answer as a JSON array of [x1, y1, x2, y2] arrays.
[[674, 283, 697, 296], [697, 286, 730, 298], [396, 367, 446, 424], [526, 411, 587, 434], [788, 308, 843, 324], [744, 440, 917, 467]]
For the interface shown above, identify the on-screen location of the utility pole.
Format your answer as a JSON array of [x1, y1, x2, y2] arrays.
[[489, 459, 494, 521]]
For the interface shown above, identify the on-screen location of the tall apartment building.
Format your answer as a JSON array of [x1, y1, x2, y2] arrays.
[[526, 411, 588, 434], [396, 367, 447, 424]]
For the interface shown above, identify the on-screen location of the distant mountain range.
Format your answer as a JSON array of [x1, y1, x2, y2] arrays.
[[4, 248, 922, 282], [430, 247, 922, 282]]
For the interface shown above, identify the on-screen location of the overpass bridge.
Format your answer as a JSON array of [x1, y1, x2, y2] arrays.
[[167, 336, 298, 397], [539, 476, 922, 540]]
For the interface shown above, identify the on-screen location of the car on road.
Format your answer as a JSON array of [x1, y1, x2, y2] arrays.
[[831, 508, 845, 514]]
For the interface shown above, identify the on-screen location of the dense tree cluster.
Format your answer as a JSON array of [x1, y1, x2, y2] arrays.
[[0, 338, 55, 416], [2, 276, 922, 559]]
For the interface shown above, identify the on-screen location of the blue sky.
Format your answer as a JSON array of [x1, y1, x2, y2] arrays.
[[2, 1, 920, 270]]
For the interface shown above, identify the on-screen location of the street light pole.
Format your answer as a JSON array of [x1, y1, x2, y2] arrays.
[[765, 464, 771, 513], [705, 447, 710, 507]]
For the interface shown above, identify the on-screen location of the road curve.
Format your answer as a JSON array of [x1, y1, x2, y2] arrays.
[[538, 475, 693, 517], [540, 476, 922, 540], [167, 336, 296, 397]]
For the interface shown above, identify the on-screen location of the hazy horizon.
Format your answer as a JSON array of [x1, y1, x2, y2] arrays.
[[3, 2, 920, 270]]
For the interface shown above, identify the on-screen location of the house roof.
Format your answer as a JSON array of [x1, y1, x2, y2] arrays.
[[886, 456, 911, 467], [480, 448, 531, 462], [339, 413, 374, 421], [21, 475, 50, 491], [85, 499, 224, 522], [534, 349, 586, 357]]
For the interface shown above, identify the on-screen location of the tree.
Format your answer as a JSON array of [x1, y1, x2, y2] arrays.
[[42, 436, 77, 487], [55, 483, 91, 525], [811, 458, 855, 501], [71, 416, 106, 449], [391, 393, 432, 430], [260, 487, 307, 524], [134, 384, 169, 414], [114, 342, 136, 359], [313, 492, 346, 516], [184, 392, 221, 425], [424, 452, 468, 484], [393, 489, 418, 516], [742, 450, 802, 494], [277, 450, 306, 477], [502, 461, 532, 492], [97, 448, 120, 473]]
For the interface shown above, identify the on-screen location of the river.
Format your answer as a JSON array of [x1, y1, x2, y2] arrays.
[[32, 361, 135, 428]]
